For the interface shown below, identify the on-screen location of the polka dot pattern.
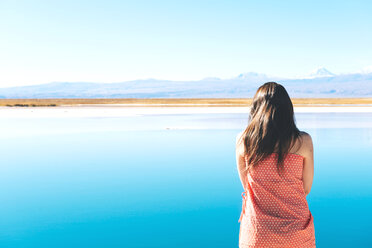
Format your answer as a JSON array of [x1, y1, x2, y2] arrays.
[[239, 153, 316, 248]]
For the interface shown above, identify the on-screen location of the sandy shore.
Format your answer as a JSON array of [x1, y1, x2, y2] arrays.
[[1, 98, 372, 107], [1, 106, 372, 119]]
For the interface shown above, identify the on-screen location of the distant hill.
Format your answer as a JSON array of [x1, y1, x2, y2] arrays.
[[0, 68, 371, 98]]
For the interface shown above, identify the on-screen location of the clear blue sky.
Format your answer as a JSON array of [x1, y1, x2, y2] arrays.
[[1, 0, 372, 87]]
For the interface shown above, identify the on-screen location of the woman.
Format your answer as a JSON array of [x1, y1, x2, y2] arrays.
[[236, 82, 316, 247]]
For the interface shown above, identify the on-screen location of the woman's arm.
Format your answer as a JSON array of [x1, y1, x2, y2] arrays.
[[236, 131, 247, 189], [302, 132, 314, 196]]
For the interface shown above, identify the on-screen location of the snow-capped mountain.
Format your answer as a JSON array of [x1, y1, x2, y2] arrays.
[[308, 67, 335, 78], [360, 66, 372, 74]]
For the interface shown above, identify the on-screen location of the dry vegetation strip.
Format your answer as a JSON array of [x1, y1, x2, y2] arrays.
[[0, 98, 372, 107]]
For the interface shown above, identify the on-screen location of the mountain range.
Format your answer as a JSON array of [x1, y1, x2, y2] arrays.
[[0, 68, 371, 98]]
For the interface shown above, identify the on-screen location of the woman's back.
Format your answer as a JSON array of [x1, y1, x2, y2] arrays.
[[236, 82, 316, 247], [237, 132, 316, 248]]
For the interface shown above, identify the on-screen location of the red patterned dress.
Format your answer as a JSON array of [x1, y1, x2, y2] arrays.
[[239, 153, 316, 248]]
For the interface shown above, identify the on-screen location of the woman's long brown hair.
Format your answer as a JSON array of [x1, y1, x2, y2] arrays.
[[239, 82, 302, 175]]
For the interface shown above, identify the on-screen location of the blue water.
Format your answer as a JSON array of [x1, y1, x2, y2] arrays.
[[1, 109, 372, 247]]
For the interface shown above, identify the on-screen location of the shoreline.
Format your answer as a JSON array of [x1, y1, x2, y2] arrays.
[[1, 106, 372, 119], [1, 98, 372, 107]]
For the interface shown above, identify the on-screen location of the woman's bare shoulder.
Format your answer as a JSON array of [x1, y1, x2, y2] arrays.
[[296, 131, 313, 156], [236, 130, 244, 142], [299, 131, 313, 144], [235, 130, 246, 155]]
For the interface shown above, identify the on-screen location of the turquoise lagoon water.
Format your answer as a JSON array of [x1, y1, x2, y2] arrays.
[[0, 108, 372, 247]]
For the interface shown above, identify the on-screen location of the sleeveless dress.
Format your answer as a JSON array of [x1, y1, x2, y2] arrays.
[[238, 153, 316, 248]]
